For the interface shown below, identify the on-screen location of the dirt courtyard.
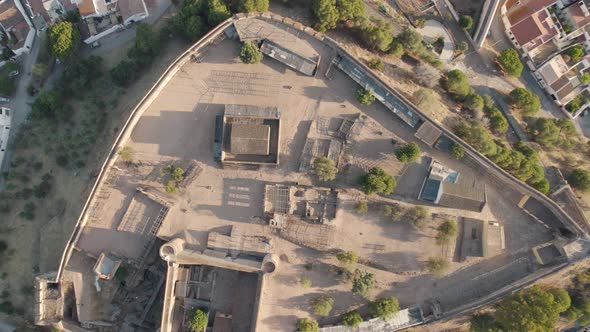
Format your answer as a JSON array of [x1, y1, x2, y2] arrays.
[[63, 17, 558, 331]]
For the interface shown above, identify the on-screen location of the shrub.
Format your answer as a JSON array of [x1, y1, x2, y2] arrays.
[[360, 167, 396, 195], [426, 256, 449, 276], [389, 41, 404, 57], [395, 142, 421, 163], [312, 157, 338, 181], [311, 295, 334, 316], [406, 206, 428, 228], [166, 180, 178, 193], [486, 107, 509, 134], [297, 318, 319, 332], [300, 277, 312, 288], [459, 15, 473, 29], [451, 143, 465, 159], [510, 88, 540, 114], [581, 72, 590, 84], [336, 251, 358, 269], [336, 0, 365, 21], [19, 202, 36, 221], [188, 308, 208, 332], [435, 220, 458, 245], [368, 58, 384, 71], [568, 44, 585, 63], [414, 63, 440, 88], [356, 88, 376, 105], [497, 48, 523, 77], [457, 41, 468, 52], [382, 203, 403, 222], [569, 169, 590, 191], [239, 41, 263, 64], [342, 310, 363, 327], [354, 201, 368, 213], [369, 297, 399, 319], [351, 269, 375, 297], [118, 146, 134, 163]]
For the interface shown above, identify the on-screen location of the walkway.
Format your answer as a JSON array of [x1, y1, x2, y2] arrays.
[[417, 19, 455, 63]]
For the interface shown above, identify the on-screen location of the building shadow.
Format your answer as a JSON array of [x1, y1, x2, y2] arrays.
[[193, 178, 265, 223]]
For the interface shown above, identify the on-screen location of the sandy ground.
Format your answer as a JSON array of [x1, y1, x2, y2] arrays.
[[65, 17, 559, 331]]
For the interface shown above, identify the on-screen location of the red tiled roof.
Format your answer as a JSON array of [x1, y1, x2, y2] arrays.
[[565, 2, 590, 29], [507, 0, 557, 25], [0, 0, 25, 29], [78, 0, 96, 17], [512, 15, 543, 46]]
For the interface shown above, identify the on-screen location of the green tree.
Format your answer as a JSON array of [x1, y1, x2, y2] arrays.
[[406, 206, 428, 228], [580, 72, 590, 84], [464, 93, 484, 112], [313, 0, 338, 32], [351, 269, 375, 297], [170, 1, 205, 42], [451, 143, 465, 160], [435, 220, 458, 245], [396, 27, 424, 54], [509, 88, 540, 114], [568, 44, 585, 63], [238, 0, 269, 12], [369, 297, 399, 319], [360, 167, 396, 195], [459, 15, 473, 29], [337, 0, 364, 21], [389, 40, 404, 57], [359, 19, 393, 52], [529, 118, 559, 147], [354, 201, 368, 213], [356, 88, 376, 105], [110, 60, 139, 86], [239, 41, 263, 64], [494, 285, 570, 332], [395, 142, 421, 163], [426, 256, 449, 276], [342, 310, 363, 327], [569, 169, 590, 191], [336, 251, 358, 269], [486, 108, 509, 134], [48, 21, 80, 59], [443, 69, 470, 100], [311, 295, 334, 316], [312, 157, 338, 181], [205, 0, 231, 26], [470, 313, 502, 332], [497, 48, 523, 77], [297, 318, 319, 332], [188, 308, 208, 332], [128, 24, 161, 68], [31, 89, 62, 120]]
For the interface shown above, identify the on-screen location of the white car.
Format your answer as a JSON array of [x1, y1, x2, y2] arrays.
[[0, 97, 10, 103], [7, 70, 18, 77]]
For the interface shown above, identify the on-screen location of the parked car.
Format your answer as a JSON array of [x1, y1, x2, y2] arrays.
[[0, 96, 10, 103], [7, 70, 18, 77], [91, 41, 100, 49]]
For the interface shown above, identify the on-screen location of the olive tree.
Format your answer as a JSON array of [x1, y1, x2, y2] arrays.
[[312, 157, 338, 181], [239, 41, 263, 64]]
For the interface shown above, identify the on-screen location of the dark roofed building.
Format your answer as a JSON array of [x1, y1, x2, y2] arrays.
[[230, 123, 271, 155], [260, 39, 317, 76], [419, 159, 486, 212], [414, 121, 442, 146], [220, 105, 281, 166]]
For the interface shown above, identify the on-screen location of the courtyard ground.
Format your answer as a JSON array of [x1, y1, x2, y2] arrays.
[[67, 18, 558, 330]]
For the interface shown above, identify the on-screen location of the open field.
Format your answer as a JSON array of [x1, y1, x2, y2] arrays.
[[58, 16, 564, 331]]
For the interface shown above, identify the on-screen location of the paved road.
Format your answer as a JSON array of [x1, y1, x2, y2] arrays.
[[0, 31, 42, 175]]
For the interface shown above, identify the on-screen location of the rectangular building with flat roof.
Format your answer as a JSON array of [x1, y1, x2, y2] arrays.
[[220, 105, 281, 166], [260, 39, 318, 76]]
